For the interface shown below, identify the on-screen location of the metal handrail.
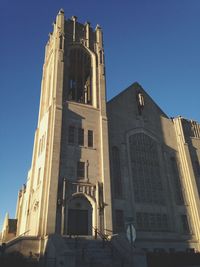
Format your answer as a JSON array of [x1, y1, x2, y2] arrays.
[[92, 227, 109, 241], [104, 228, 114, 234], [2, 230, 31, 249], [92, 227, 127, 266]]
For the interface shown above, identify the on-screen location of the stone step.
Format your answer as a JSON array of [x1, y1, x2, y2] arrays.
[[62, 236, 131, 267], [65, 241, 110, 251], [75, 262, 125, 267], [75, 251, 113, 262], [63, 235, 100, 242], [64, 238, 103, 243]]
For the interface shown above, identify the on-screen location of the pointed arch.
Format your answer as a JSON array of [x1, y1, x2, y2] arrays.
[[67, 46, 92, 105]]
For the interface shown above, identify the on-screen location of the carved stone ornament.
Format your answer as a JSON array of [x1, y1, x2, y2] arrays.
[[137, 92, 145, 115]]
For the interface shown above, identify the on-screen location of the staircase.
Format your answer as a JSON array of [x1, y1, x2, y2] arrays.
[[63, 236, 127, 267], [1, 234, 146, 267]]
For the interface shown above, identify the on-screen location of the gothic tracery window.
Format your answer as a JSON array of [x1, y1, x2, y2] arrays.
[[68, 48, 92, 105], [129, 133, 164, 205], [136, 212, 169, 232]]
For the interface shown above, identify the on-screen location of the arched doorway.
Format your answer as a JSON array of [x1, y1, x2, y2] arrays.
[[67, 195, 93, 235]]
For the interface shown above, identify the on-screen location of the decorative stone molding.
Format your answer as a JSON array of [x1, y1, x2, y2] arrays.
[[65, 179, 96, 200]]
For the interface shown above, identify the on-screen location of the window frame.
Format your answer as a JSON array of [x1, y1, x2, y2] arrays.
[[77, 161, 85, 179], [88, 130, 93, 148], [78, 128, 84, 146]]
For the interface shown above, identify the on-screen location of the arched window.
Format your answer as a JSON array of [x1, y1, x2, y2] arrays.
[[129, 133, 164, 205], [68, 47, 92, 105], [112, 146, 123, 198]]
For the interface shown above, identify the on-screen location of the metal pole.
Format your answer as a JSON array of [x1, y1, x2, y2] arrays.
[[129, 224, 134, 267], [61, 178, 66, 235], [130, 223, 133, 247]]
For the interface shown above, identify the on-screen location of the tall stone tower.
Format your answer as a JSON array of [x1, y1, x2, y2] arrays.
[[16, 9, 112, 237]]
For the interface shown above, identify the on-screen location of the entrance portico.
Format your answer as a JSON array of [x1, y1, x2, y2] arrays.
[[66, 194, 94, 236]]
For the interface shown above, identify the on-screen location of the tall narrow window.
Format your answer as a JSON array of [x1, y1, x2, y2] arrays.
[[59, 35, 63, 50], [181, 215, 190, 233], [77, 161, 85, 179], [78, 128, 84, 146], [68, 48, 92, 105], [170, 157, 184, 205], [99, 50, 104, 64], [112, 146, 123, 198], [115, 210, 125, 233], [37, 168, 41, 185], [68, 126, 75, 144], [88, 130, 93, 147]]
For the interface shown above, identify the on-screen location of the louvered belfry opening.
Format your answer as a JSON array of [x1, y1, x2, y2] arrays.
[[68, 47, 92, 105]]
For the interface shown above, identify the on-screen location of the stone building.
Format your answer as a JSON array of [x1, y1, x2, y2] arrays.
[[108, 84, 200, 252], [13, 9, 112, 240], [1, 9, 200, 265]]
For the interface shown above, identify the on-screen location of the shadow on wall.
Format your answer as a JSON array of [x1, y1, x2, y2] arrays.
[[0, 234, 74, 267], [56, 104, 84, 235], [0, 250, 31, 267], [56, 103, 95, 237], [182, 119, 200, 195]]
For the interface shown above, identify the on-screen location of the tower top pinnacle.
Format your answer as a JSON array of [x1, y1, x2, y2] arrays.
[[59, 8, 64, 14], [95, 24, 101, 30], [71, 15, 77, 21]]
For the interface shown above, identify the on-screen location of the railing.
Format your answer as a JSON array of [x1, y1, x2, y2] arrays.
[[92, 227, 127, 266], [93, 227, 119, 242], [1, 230, 31, 250]]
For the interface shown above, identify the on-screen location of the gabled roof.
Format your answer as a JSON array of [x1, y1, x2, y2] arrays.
[[107, 82, 168, 118]]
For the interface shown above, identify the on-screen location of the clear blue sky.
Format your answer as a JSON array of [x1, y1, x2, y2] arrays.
[[0, 0, 200, 230]]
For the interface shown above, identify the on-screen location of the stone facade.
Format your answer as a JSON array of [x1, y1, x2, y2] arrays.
[[13, 9, 112, 240], [108, 84, 200, 252], [2, 9, 200, 256]]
